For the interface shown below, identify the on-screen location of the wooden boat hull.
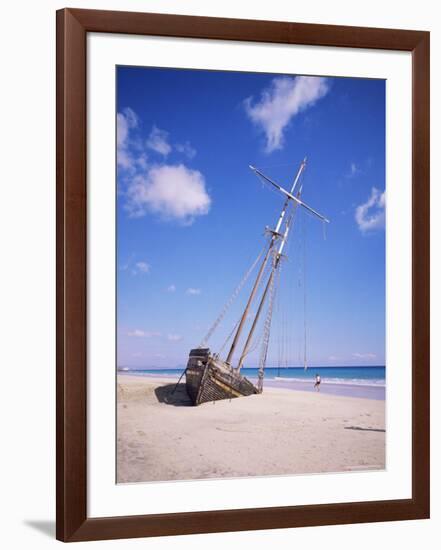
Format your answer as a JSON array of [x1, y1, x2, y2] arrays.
[[185, 348, 259, 406]]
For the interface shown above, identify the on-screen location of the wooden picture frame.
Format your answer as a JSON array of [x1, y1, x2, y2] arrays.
[[56, 7, 430, 542]]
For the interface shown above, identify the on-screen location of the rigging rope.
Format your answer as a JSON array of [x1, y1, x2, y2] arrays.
[[257, 252, 281, 391], [303, 212, 308, 370], [276, 266, 282, 374], [232, 254, 275, 364], [217, 318, 240, 357], [198, 246, 265, 348]]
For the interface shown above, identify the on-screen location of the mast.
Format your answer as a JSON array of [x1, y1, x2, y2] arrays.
[[225, 160, 307, 365], [303, 213, 308, 371], [234, 156, 329, 378], [237, 212, 295, 371]]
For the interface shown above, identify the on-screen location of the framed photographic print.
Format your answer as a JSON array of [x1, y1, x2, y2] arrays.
[[56, 8, 430, 542]]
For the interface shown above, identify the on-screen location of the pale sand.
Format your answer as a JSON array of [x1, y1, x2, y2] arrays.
[[117, 374, 385, 483]]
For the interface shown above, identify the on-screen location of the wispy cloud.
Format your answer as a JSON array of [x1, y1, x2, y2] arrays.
[[167, 333, 183, 341], [134, 261, 150, 274], [355, 187, 385, 233], [186, 288, 201, 295], [120, 258, 150, 275], [146, 126, 172, 156], [166, 284, 176, 293], [352, 352, 377, 359], [127, 329, 161, 338], [175, 141, 196, 159], [346, 162, 361, 179], [117, 107, 139, 171], [244, 76, 329, 153], [125, 164, 211, 224], [119, 259, 132, 272]]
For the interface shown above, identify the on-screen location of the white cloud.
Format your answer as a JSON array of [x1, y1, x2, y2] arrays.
[[125, 164, 211, 223], [175, 141, 196, 159], [186, 288, 201, 295], [146, 126, 172, 156], [352, 352, 377, 359], [355, 187, 385, 232], [116, 110, 210, 224], [167, 284, 176, 292], [117, 107, 138, 171], [134, 261, 150, 274], [127, 329, 161, 338], [127, 328, 145, 338], [136, 154, 149, 170], [347, 162, 361, 178], [117, 107, 137, 148], [244, 76, 329, 153], [121, 258, 150, 275], [167, 333, 183, 341]]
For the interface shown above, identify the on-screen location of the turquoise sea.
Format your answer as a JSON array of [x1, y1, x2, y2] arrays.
[[118, 366, 386, 400]]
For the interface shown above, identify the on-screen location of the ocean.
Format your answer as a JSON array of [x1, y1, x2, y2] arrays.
[[118, 366, 386, 400]]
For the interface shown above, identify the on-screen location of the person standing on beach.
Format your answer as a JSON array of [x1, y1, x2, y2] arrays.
[[314, 373, 321, 392]]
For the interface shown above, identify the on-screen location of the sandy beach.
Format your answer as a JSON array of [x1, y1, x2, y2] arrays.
[[117, 374, 385, 483]]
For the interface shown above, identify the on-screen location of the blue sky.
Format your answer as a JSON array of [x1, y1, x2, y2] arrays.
[[116, 66, 385, 368]]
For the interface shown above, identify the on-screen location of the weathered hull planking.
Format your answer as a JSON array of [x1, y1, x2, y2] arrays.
[[185, 348, 258, 406]]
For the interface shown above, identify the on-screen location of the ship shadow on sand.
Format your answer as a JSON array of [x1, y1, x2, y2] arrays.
[[154, 383, 193, 407]]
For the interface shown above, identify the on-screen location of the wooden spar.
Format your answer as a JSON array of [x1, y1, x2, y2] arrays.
[[237, 262, 275, 371], [303, 212, 308, 371], [250, 163, 329, 224], [237, 212, 294, 371], [225, 160, 307, 366], [225, 243, 272, 364], [235, 160, 307, 371]]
